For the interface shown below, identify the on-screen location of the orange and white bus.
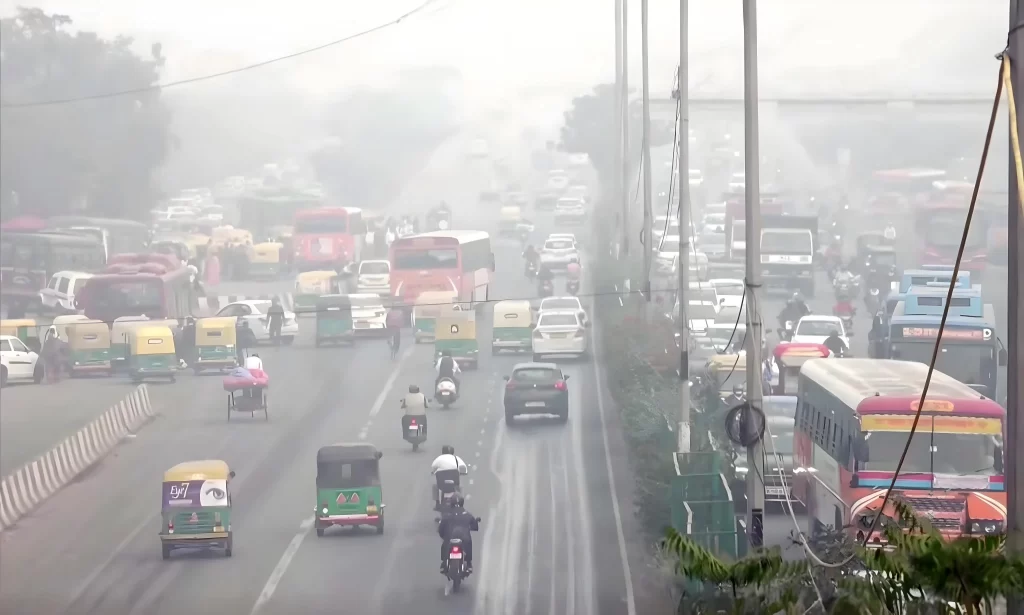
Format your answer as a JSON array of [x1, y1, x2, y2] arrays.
[[389, 231, 494, 309], [292, 207, 364, 270], [792, 358, 1006, 545]]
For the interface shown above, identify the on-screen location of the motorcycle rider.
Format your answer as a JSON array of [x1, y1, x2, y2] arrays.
[[523, 244, 539, 275], [778, 292, 810, 330], [402, 384, 428, 436], [435, 350, 461, 390], [824, 330, 849, 356], [431, 445, 469, 509], [438, 495, 479, 574], [537, 264, 554, 293], [883, 222, 897, 242], [833, 264, 857, 299], [566, 257, 581, 290], [722, 384, 745, 408]]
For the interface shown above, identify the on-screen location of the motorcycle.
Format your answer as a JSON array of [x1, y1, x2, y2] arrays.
[[401, 412, 427, 451], [777, 320, 795, 342], [833, 301, 856, 333], [865, 287, 881, 314], [539, 278, 554, 297], [435, 378, 458, 408], [442, 533, 478, 594], [525, 260, 538, 277], [566, 278, 580, 295]]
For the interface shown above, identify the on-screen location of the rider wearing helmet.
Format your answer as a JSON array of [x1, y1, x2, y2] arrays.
[[779, 292, 810, 328], [824, 330, 849, 357], [722, 384, 745, 408], [402, 384, 428, 437], [523, 244, 539, 274], [431, 445, 468, 510], [437, 494, 480, 573]]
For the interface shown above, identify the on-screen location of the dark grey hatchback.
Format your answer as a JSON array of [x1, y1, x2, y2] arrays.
[[503, 362, 569, 425]]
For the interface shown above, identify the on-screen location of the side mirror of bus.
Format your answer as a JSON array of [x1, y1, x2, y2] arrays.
[[376, 451, 383, 459], [998, 348, 1008, 366], [229, 470, 236, 479]]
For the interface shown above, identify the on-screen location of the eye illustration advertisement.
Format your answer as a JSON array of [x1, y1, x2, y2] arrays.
[[200, 479, 228, 506]]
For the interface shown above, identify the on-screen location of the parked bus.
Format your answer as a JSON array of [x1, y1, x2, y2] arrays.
[[886, 285, 1006, 400], [47, 216, 149, 257], [292, 207, 364, 270], [793, 359, 1006, 545], [0, 231, 106, 317], [78, 254, 196, 323], [389, 231, 495, 309]]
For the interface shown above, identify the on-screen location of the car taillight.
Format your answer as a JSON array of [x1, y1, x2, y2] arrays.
[[168, 519, 174, 531], [554, 381, 567, 391]]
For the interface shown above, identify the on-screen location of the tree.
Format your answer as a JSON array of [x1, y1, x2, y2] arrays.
[[312, 70, 459, 209], [559, 84, 674, 179], [0, 7, 172, 220]]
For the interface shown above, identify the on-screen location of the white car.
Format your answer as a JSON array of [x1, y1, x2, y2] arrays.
[[654, 235, 681, 275], [694, 323, 747, 355], [710, 279, 744, 308], [538, 296, 589, 327], [689, 250, 710, 281], [792, 315, 849, 348], [540, 237, 579, 269], [702, 212, 726, 233], [547, 170, 570, 192], [356, 260, 391, 297], [40, 270, 93, 314], [652, 216, 681, 248], [469, 138, 490, 158], [216, 300, 299, 344], [688, 282, 720, 307], [554, 198, 586, 225], [728, 171, 746, 193], [547, 233, 579, 248], [348, 294, 388, 334], [686, 300, 719, 334], [0, 335, 41, 386], [532, 310, 588, 360]]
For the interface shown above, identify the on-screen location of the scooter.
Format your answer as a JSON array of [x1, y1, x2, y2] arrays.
[[833, 301, 856, 333], [525, 260, 538, 277], [539, 278, 554, 297], [435, 378, 458, 408], [400, 412, 427, 451], [566, 278, 580, 295]]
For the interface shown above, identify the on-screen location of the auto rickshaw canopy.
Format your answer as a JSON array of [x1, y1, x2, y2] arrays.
[[0, 319, 39, 338], [435, 312, 477, 340], [250, 242, 283, 263], [295, 270, 339, 292], [492, 300, 532, 327], [164, 459, 233, 482], [67, 321, 111, 347]]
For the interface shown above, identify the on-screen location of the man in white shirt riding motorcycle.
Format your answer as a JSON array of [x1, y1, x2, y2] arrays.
[[402, 384, 429, 436], [434, 350, 461, 391], [431, 445, 469, 510]]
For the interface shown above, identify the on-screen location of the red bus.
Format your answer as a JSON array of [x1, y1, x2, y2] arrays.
[[793, 358, 1006, 545], [867, 168, 947, 214], [389, 231, 495, 309], [292, 207, 364, 271], [78, 254, 197, 323], [915, 193, 988, 272]]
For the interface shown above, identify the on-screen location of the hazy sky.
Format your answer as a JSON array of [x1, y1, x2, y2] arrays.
[[0, 0, 1007, 102]]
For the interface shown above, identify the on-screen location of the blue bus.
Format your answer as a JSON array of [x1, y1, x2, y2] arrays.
[[886, 286, 1006, 400]]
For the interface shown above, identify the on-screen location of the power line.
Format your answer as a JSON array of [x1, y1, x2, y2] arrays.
[[0, 0, 440, 110]]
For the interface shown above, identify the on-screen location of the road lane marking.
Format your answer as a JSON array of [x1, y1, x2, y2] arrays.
[[591, 312, 638, 615], [250, 518, 313, 614]]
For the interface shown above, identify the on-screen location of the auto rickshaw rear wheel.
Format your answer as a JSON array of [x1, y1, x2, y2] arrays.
[[316, 526, 325, 537], [376, 520, 384, 535]]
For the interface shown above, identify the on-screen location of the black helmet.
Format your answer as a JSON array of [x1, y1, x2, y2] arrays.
[[409, 384, 420, 393], [453, 495, 465, 508], [441, 445, 454, 455], [442, 350, 452, 357]]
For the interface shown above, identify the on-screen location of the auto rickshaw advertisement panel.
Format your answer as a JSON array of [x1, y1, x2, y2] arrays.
[[160, 460, 233, 558], [491, 300, 533, 351]]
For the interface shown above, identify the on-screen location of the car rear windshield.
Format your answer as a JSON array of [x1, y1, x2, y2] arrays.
[[514, 368, 562, 383], [543, 299, 578, 311], [540, 314, 578, 327], [545, 241, 574, 250], [360, 261, 389, 275]]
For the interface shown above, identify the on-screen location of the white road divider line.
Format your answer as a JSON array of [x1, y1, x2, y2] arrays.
[[0, 384, 156, 533]]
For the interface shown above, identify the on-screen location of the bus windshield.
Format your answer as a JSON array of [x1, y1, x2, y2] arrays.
[[392, 248, 458, 270], [891, 341, 993, 387], [863, 429, 1000, 477], [296, 215, 346, 234]]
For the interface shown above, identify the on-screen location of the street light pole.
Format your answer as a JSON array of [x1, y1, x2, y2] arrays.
[[677, 0, 692, 452], [640, 0, 653, 306]]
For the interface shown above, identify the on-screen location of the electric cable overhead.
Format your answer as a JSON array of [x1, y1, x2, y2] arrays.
[[0, 0, 441, 109]]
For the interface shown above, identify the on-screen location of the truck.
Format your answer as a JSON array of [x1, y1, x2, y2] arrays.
[[724, 191, 786, 263], [759, 213, 818, 296]]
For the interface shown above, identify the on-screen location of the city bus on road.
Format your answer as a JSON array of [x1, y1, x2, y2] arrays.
[[389, 231, 495, 311], [292, 207, 364, 271], [0, 231, 106, 317], [913, 196, 989, 273], [793, 359, 1006, 546], [867, 168, 947, 213], [78, 254, 196, 323], [887, 286, 1006, 400]]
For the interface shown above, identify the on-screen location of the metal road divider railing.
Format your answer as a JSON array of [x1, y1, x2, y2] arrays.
[[0, 384, 156, 532]]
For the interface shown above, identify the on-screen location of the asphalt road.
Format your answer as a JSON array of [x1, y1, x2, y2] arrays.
[[0, 144, 646, 615]]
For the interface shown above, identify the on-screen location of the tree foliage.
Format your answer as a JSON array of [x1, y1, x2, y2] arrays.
[[0, 7, 172, 219], [559, 84, 673, 178], [312, 71, 459, 209]]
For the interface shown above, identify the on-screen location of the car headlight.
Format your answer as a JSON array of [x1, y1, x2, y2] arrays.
[[970, 520, 1003, 534]]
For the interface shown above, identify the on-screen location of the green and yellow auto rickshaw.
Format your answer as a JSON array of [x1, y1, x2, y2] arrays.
[[435, 311, 479, 370], [248, 241, 283, 277], [412, 290, 460, 343], [499, 205, 522, 236], [50, 314, 91, 342], [0, 319, 41, 352], [193, 317, 238, 373], [160, 460, 235, 559], [111, 316, 151, 370], [127, 325, 178, 383], [491, 300, 533, 353], [314, 442, 384, 537], [294, 270, 340, 314], [66, 321, 112, 375], [315, 294, 354, 346]]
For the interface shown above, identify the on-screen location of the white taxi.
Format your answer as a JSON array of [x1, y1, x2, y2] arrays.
[[532, 310, 588, 361], [539, 237, 580, 270], [538, 296, 589, 327], [348, 294, 388, 334], [216, 300, 300, 344], [356, 260, 391, 297], [0, 335, 42, 387]]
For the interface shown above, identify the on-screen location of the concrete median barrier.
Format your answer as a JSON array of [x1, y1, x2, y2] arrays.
[[0, 384, 156, 532]]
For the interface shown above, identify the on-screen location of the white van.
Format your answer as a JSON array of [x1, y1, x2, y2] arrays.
[[356, 260, 391, 297], [39, 271, 93, 314]]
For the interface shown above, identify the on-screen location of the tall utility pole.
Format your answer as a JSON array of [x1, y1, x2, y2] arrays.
[[614, 0, 624, 247], [621, 0, 631, 256], [1006, 1, 1024, 611], [676, 0, 692, 452], [640, 0, 653, 305], [742, 0, 766, 549]]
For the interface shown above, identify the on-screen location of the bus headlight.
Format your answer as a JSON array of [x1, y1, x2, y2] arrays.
[[970, 520, 1003, 534]]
